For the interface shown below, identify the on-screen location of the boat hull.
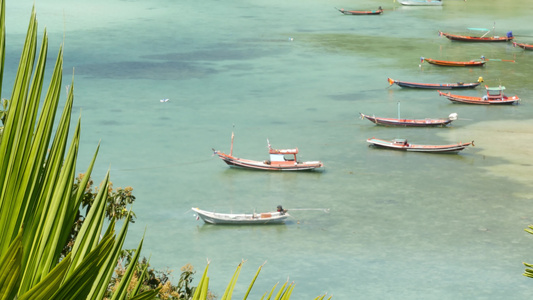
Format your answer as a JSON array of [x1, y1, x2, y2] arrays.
[[367, 138, 472, 153], [515, 43, 533, 50], [389, 78, 480, 89], [215, 151, 323, 171], [338, 9, 383, 15], [360, 113, 452, 127], [442, 32, 513, 42], [192, 208, 288, 225], [400, 0, 443, 6], [424, 58, 485, 67], [438, 91, 520, 105]]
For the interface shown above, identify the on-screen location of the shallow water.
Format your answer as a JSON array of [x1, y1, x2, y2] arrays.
[[4, 0, 533, 298]]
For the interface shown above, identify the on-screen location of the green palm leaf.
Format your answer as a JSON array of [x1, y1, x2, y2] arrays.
[[220, 260, 243, 300], [17, 253, 71, 300], [0, 2, 141, 299], [243, 262, 264, 300], [0, 3, 38, 255], [0, 228, 22, 300], [128, 289, 161, 300], [0, 0, 4, 98], [48, 233, 115, 300], [87, 216, 130, 300], [67, 171, 110, 277], [110, 235, 144, 300], [192, 263, 210, 300]]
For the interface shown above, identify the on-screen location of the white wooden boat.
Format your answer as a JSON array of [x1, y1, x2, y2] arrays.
[[367, 138, 473, 153], [399, 0, 443, 6], [192, 206, 289, 225], [360, 113, 455, 127]]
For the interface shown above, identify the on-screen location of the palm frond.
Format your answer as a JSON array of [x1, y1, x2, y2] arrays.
[[110, 235, 144, 300], [0, 228, 22, 300], [192, 263, 210, 300], [220, 260, 243, 300], [243, 262, 265, 300]]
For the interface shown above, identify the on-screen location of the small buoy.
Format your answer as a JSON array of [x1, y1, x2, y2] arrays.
[[160, 98, 169, 103]]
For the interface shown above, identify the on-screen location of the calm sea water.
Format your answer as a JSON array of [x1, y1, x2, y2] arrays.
[[4, 0, 533, 298]]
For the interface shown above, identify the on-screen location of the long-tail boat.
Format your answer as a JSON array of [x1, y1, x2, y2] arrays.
[[439, 28, 513, 42], [387, 77, 483, 89], [514, 42, 533, 50], [360, 112, 456, 127], [438, 86, 520, 105], [337, 7, 383, 15], [213, 132, 323, 171], [423, 57, 485, 67], [367, 138, 473, 153]]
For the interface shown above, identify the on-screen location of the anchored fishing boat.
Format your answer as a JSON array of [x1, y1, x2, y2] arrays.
[[367, 138, 473, 153], [360, 112, 456, 127], [514, 42, 533, 50], [422, 57, 486, 67], [192, 206, 289, 225], [438, 86, 520, 105], [213, 132, 323, 171], [387, 77, 483, 89], [337, 7, 383, 15], [439, 27, 513, 42]]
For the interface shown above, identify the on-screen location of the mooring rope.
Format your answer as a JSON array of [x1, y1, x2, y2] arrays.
[[288, 208, 330, 213], [112, 158, 213, 172]]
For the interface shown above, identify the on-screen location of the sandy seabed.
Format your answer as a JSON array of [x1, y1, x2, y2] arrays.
[[449, 119, 533, 191]]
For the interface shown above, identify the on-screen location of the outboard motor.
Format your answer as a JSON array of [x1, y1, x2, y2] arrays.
[[507, 31, 513, 38]]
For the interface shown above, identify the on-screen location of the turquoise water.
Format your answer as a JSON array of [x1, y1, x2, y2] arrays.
[[4, 0, 533, 298]]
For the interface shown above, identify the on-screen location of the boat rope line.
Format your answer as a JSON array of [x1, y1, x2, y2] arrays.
[[287, 208, 330, 213], [112, 158, 212, 172]]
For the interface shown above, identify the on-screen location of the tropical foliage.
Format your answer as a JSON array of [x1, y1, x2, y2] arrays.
[[0, 1, 156, 298], [0, 1, 331, 299], [524, 225, 533, 278]]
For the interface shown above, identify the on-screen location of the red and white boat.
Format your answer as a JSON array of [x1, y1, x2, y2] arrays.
[[213, 133, 323, 171], [438, 86, 520, 105], [367, 138, 473, 153]]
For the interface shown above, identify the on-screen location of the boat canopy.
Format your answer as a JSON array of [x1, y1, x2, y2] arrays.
[[393, 139, 408, 145], [467, 28, 490, 31], [270, 154, 288, 162], [486, 86, 505, 91], [269, 148, 298, 155]]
